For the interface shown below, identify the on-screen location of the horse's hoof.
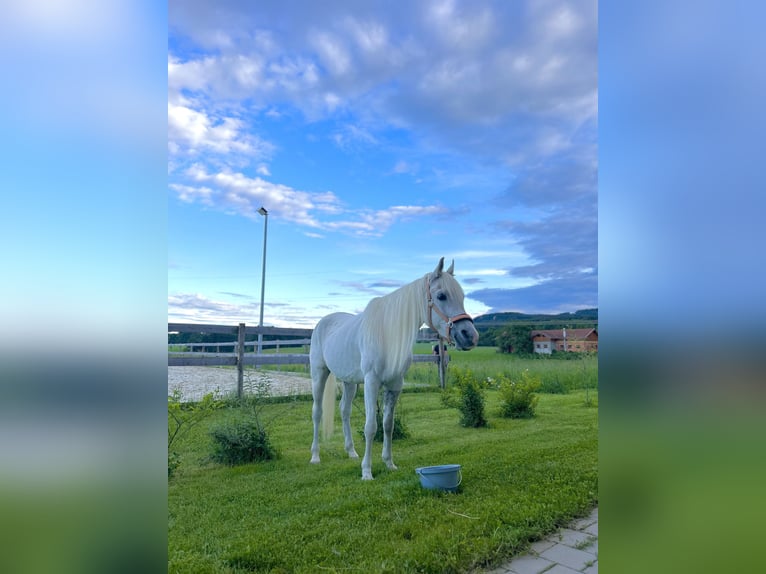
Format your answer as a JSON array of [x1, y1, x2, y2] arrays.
[[310, 457, 320, 464], [361, 474, 374, 480], [386, 463, 398, 471], [348, 451, 359, 459]]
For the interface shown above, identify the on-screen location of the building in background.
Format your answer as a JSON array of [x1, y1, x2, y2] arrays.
[[531, 328, 598, 354]]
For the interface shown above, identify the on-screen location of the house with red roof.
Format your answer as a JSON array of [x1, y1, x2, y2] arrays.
[[531, 328, 598, 354]]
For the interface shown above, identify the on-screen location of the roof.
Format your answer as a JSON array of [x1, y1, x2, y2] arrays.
[[531, 328, 597, 341]]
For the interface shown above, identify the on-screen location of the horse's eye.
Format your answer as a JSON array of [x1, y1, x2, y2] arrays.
[[437, 293, 447, 301]]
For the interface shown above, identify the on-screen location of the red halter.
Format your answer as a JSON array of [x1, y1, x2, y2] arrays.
[[425, 275, 473, 345]]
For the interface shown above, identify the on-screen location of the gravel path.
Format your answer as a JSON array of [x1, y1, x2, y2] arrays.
[[168, 366, 313, 402]]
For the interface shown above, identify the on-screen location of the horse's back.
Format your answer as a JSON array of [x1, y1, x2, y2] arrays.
[[311, 312, 365, 382]]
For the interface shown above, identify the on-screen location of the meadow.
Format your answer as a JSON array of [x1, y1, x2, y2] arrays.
[[169, 348, 597, 573]]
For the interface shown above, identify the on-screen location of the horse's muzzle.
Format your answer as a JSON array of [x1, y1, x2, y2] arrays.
[[452, 318, 479, 350]]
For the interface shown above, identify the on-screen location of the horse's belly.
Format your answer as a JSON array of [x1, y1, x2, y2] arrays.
[[324, 343, 364, 383], [315, 314, 365, 383]]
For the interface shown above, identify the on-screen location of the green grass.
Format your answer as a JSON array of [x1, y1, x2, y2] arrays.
[[169, 389, 597, 573], [406, 344, 598, 392]]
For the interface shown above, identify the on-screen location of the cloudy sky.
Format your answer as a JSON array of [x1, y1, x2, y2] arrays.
[[168, 0, 597, 328]]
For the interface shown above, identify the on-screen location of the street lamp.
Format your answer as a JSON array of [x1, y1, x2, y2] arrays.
[[257, 207, 268, 354]]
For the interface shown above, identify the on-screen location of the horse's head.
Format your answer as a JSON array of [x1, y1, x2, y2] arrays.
[[426, 257, 479, 350]]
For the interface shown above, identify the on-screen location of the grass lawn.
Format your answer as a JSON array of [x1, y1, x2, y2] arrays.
[[168, 384, 598, 573]]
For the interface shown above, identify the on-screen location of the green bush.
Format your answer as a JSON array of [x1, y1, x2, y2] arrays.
[[209, 420, 277, 465], [442, 367, 488, 428], [168, 389, 222, 478], [498, 369, 541, 418], [358, 399, 410, 441], [459, 380, 488, 428]]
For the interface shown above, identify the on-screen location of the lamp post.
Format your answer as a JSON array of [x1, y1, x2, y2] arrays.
[[257, 206, 268, 355]]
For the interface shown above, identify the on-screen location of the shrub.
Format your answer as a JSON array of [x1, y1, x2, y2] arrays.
[[358, 399, 410, 441], [498, 369, 541, 419], [442, 367, 488, 428], [459, 380, 488, 428], [168, 389, 223, 478], [209, 419, 277, 465]]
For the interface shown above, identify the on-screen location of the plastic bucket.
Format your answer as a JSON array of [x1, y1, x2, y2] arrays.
[[415, 464, 462, 492]]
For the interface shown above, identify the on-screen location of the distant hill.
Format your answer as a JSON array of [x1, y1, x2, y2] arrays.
[[473, 308, 598, 327]]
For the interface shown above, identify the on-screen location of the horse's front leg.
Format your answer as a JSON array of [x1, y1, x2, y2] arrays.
[[340, 381, 359, 459], [382, 387, 401, 471], [361, 377, 380, 480]]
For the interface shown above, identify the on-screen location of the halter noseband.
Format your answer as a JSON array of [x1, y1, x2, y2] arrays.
[[425, 275, 473, 345]]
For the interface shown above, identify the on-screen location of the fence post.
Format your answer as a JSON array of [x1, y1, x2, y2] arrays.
[[437, 340, 448, 389], [237, 323, 245, 399]]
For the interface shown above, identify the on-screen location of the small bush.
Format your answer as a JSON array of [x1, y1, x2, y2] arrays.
[[168, 389, 222, 478], [498, 369, 541, 419], [443, 367, 488, 428], [209, 420, 277, 465], [459, 380, 488, 428], [357, 399, 410, 441]]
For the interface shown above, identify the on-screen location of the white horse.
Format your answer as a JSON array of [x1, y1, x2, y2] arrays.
[[309, 257, 479, 480]]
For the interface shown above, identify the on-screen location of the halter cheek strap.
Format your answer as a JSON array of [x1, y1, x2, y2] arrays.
[[425, 275, 473, 345]]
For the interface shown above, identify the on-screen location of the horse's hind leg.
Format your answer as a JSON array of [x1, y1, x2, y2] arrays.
[[382, 387, 402, 471], [340, 381, 359, 459], [310, 366, 330, 464]]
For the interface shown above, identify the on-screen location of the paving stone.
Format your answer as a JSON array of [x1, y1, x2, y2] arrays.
[[544, 565, 581, 574], [570, 516, 596, 530], [540, 544, 597, 571], [505, 553, 556, 574], [486, 507, 598, 574], [556, 528, 595, 549], [528, 538, 557, 555], [585, 540, 598, 557]]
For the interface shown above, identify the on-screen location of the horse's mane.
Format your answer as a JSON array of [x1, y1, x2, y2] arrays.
[[360, 271, 464, 380], [360, 276, 425, 379]]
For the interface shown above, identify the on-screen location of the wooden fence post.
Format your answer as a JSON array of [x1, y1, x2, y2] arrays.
[[237, 323, 245, 399], [437, 340, 448, 389]]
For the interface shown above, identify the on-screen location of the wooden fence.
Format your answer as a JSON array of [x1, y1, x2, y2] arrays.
[[168, 322, 447, 398]]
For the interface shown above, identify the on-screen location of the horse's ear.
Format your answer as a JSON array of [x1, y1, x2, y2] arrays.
[[433, 257, 445, 278], [446, 259, 455, 276]]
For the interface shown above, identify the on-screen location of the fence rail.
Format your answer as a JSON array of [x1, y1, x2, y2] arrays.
[[168, 322, 447, 397]]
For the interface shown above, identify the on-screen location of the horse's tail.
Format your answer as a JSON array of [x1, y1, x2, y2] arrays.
[[321, 373, 336, 440]]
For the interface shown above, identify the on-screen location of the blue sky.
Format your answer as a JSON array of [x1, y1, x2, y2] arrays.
[[168, 0, 597, 328]]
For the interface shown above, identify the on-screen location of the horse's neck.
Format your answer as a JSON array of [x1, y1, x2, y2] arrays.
[[397, 275, 429, 332], [367, 275, 428, 343]]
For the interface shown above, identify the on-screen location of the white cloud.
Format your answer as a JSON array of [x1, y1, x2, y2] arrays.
[[545, 4, 583, 39], [342, 16, 389, 54], [168, 292, 323, 329], [464, 269, 508, 276], [172, 165, 451, 237], [309, 30, 351, 76], [168, 102, 275, 166], [392, 160, 418, 175]]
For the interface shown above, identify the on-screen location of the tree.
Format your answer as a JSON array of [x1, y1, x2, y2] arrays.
[[496, 325, 533, 354]]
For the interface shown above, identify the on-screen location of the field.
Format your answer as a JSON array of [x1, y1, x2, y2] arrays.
[[406, 344, 598, 393], [169, 349, 598, 573]]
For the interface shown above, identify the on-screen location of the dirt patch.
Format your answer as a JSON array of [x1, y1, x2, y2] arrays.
[[168, 366, 312, 402]]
